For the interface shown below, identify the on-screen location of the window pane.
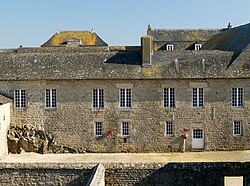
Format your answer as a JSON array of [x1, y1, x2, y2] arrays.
[[95, 122, 102, 136], [93, 89, 98, 108], [164, 88, 175, 108], [122, 122, 129, 137], [233, 121, 241, 136], [99, 89, 104, 108], [232, 88, 244, 107], [126, 89, 132, 108], [192, 88, 197, 107], [166, 121, 173, 136], [198, 88, 204, 107], [120, 89, 125, 107]]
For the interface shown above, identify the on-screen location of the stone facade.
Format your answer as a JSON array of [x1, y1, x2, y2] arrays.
[[1, 78, 250, 152], [0, 23, 249, 153]]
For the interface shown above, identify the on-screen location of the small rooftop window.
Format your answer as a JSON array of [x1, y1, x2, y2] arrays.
[[166, 44, 174, 51], [195, 44, 202, 51]]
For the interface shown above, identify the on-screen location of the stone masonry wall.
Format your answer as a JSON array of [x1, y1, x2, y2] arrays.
[[105, 162, 250, 186], [0, 79, 250, 152], [0, 163, 95, 186], [0, 162, 249, 185]]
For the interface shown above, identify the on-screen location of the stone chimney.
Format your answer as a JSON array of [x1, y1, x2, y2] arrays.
[[227, 22, 232, 29], [141, 35, 152, 67]]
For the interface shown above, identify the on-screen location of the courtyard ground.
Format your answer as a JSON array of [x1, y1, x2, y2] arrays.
[[0, 150, 249, 163]]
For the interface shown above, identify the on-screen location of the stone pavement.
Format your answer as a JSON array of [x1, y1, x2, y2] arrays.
[[0, 150, 249, 163]]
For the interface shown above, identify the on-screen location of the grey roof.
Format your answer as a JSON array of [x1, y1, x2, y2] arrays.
[[202, 23, 250, 67], [0, 47, 249, 80], [202, 23, 250, 52], [148, 27, 222, 42]]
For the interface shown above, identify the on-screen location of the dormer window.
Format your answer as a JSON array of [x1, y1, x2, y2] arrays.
[[195, 44, 202, 51], [166, 44, 174, 51]]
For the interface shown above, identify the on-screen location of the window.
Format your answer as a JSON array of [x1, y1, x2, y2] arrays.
[[166, 44, 174, 51], [120, 89, 132, 108], [122, 122, 129, 137], [192, 88, 204, 108], [163, 88, 175, 108], [14, 90, 26, 108], [92, 89, 104, 108], [45, 89, 57, 108], [95, 122, 103, 137], [233, 121, 242, 136], [232, 88, 243, 108], [195, 44, 202, 51], [193, 128, 203, 139], [165, 121, 174, 136]]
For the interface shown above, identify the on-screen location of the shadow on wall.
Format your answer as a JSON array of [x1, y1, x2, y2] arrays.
[[134, 162, 250, 186]]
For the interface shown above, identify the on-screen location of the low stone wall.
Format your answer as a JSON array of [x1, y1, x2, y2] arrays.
[[0, 163, 96, 186], [0, 161, 249, 185], [105, 162, 250, 186]]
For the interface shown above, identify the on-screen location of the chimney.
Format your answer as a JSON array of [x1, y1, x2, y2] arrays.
[[227, 22, 232, 29], [141, 35, 152, 67]]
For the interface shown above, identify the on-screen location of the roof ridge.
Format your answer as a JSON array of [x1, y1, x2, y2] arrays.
[[153, 28, 223, 31], [57, 30, 94, 33]]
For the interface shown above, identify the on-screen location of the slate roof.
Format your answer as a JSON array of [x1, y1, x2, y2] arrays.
[[41, 31, 108, 47], [202, 23, 250, 67], [202, 23, 250, 52], [0, 24, 249, 81], [148, 27, 222, 42], [0, 47, 248, 80]]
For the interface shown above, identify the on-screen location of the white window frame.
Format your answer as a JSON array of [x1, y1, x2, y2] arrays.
[[163, 88, 175, 108], [45, 89, 57, 108], [192, 88, 204, 108], [166, 44, 174, 51], [95, 122, 103, 137], [165, 121, 174, 136], [233, 121, 242, 136], [14, 90, 26, 109], [232, 88, 244, 108], [120, 89, 132, 108], [122, 121, 129, 137], [195, 44, 202, 51], [92, 89, 104, 109]]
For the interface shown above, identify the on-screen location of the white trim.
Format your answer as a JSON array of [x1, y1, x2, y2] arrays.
[[192, 88, 204, 108], [119, 89, 132, 108], [45, 89, 57, 109], [94, 121, 103, 137], [231, 88, 244, 108], [14, 89, 26, 109], [121, 121, 129, 138], [195, 44, 202, 51], [166, 44, 174, 51], [163, 88, 175, 108], [165, 121, 174, 136], [92, 89, 104, 109], [233, 121, 242, 136]]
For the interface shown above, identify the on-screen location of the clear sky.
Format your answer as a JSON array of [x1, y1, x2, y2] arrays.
[[0, 0, 249, 48]]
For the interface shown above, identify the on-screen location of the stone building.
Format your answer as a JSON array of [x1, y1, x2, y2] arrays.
[[0, 23, 249, 154]]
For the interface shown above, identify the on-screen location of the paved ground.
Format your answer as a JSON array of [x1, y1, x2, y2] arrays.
[[0, 150, 249, 163]]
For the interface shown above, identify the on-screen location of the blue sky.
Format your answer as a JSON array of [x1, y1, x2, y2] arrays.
[[0, 0, 249, 48]]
